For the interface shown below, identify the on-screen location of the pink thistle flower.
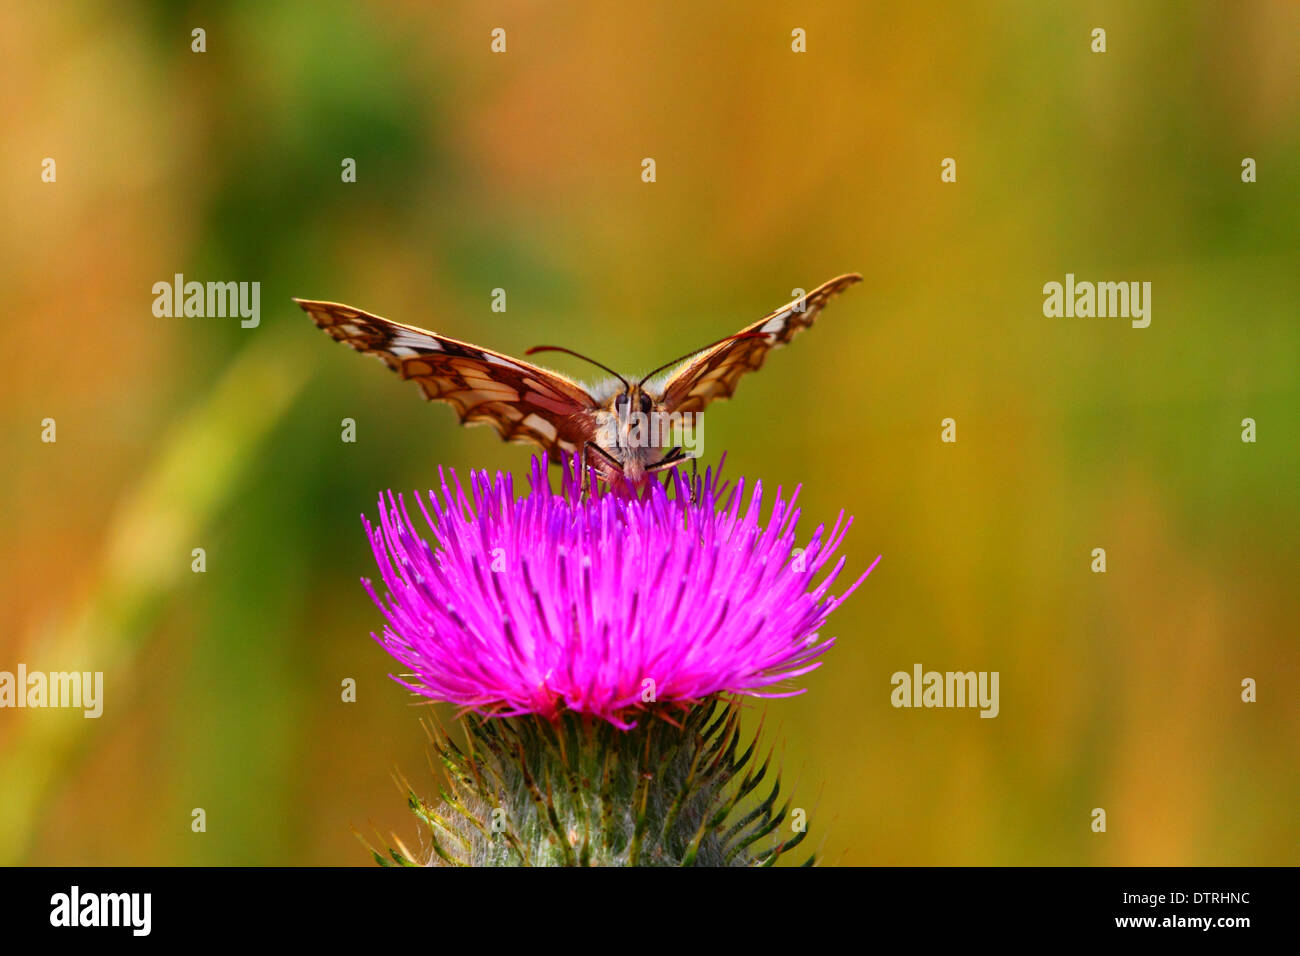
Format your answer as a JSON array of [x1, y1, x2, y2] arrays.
[[362, 455, 879, 729]]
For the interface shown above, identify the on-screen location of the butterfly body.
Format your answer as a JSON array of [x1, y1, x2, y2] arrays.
[[585, 385, 680, 486], [294, 273, 860, 488]]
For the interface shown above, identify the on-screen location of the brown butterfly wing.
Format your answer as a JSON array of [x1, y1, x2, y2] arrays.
[[294, 299, 598, 458], [654, 273, 862, 414]]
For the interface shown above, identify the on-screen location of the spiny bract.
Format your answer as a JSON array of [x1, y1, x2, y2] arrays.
[[364, 701, 811, 867]]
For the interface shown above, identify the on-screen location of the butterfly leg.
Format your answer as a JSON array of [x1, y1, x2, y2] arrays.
[[583, 442, 623, 497], [646, 447, 686, 474], [576, 442, 589, 499]]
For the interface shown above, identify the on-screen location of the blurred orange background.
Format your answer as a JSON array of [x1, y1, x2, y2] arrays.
[[1, 0, 1297, 865]]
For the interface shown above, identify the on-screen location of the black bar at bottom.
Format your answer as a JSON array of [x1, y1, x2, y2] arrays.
[[0, 865, 1276, 941]]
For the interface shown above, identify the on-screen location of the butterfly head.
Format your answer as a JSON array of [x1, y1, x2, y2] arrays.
[[613, 388, 654, 419], [609, 385, 662, 458]]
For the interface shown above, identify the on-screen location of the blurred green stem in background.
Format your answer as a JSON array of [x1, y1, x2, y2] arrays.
[[0, 332, 309, 863]]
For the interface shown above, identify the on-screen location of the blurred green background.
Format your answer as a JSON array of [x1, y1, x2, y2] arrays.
[[2, 0, 1297, 865]]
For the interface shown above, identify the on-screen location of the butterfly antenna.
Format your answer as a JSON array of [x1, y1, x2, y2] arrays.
[[525, 346, 629, 389], [636, 331, 769, 388]]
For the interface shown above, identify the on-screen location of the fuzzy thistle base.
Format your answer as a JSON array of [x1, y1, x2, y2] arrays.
[[365, 701, 812, 867]]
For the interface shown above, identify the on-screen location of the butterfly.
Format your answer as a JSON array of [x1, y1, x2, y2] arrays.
[[293, 273, 861, 488]]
